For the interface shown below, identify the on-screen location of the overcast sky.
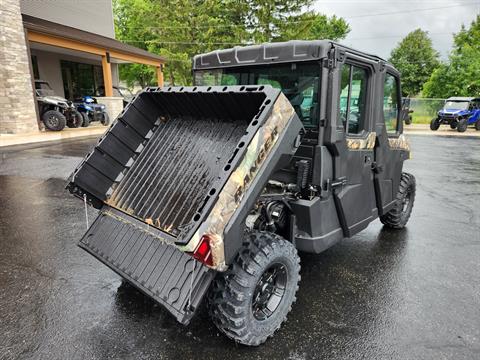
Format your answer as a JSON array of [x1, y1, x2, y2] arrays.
[[313, 0, 480, 60]]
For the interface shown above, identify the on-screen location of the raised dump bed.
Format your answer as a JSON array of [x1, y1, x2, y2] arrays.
[[67, 85, 302, 325], [68, 86, 297, 244]]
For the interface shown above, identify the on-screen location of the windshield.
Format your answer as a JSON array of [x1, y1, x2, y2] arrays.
[[444, 101, 469, 110], [35, 82, 55, 96], [194, 62, 320, 128]]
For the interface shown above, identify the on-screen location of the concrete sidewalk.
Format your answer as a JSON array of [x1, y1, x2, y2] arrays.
[[404, 123, 480, 137], [0, 125, 107, 147]]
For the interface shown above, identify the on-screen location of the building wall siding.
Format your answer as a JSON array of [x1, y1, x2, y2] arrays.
[[20, 0, 115, 38], [0, 0, 39, 134]]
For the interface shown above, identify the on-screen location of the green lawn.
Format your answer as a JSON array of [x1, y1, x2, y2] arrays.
[[411, 114, 433, 124]]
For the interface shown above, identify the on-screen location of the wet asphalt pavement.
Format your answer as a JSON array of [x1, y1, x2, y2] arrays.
[[0, 135, 479, 360]]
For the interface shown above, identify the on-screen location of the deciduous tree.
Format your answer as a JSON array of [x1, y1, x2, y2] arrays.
[[389, 29, 440, 97], [114, 0, 350, 86], [423, 15, 480, 98]]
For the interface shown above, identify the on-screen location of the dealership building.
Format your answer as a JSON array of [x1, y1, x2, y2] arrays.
[[0, 0, 165, 134]]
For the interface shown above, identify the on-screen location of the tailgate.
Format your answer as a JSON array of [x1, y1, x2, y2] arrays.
[[80, 207, 214, 324]]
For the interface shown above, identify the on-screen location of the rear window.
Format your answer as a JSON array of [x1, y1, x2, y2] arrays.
[[194, 63, 320, 128]]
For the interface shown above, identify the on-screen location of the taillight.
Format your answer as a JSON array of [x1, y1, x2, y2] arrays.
[[189, 235, 213, 266]]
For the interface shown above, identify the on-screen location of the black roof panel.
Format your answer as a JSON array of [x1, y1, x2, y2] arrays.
[[193, 40, 388, 70]]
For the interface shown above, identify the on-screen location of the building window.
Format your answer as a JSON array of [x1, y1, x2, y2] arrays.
[[31, 55, 40, 79], [383, 73, 400, 133], [339, 64, 368, 135], [60, 60, 104, 100]]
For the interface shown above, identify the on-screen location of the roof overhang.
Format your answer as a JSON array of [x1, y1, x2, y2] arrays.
[[23, 14, 165, 67]]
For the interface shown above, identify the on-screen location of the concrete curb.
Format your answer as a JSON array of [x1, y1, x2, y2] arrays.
[[404, 124, 480, 137], [0, 126, 107, 147]]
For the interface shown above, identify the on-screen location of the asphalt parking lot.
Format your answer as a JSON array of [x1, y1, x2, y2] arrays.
[[0, 134, 479, 360]]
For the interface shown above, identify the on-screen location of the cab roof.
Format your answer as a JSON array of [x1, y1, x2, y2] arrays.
[[447, 97, 480, 102], [193, 40, 389, 70]]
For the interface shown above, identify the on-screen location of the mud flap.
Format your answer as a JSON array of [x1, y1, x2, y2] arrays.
[[79, 208, 215, 325]]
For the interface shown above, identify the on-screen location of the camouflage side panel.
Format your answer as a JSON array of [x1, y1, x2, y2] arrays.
[[346, 132, 376, 150], [179, 94, 295, 270], [388, 133, 411, 152]]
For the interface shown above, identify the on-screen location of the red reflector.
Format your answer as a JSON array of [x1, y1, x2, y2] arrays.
[[196, 239, 210, 258], [190, 235, 213, 266]]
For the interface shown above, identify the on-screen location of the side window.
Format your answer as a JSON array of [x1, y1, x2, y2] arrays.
[[384, 73, 400, 133], [339, 64, 368, 135]]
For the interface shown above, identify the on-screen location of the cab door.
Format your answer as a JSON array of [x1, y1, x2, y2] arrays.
[[373, 71, 407, 214], [331, 60, 377, 237]]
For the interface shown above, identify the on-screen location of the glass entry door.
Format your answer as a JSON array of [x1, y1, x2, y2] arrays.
[[61, 60, 104, 100]]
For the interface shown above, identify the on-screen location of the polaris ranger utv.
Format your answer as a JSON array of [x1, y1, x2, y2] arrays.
[[67, 40, 415, 346]]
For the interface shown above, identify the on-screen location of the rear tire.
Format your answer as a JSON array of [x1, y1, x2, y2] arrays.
[[81, 112, 90, 127], [405, 115, 412, 125], [475, 119, 480, 131], [208, 231, 300, 346], [42, 110, 66, 131], [430, 118, 440, 131], [457, 119, 468, 132], [67, 110, 83, 128], [380, 172, 416, 229]]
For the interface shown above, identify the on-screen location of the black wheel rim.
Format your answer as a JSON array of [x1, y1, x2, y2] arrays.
[[252, 263, 287, 321], [401, 187, 412, 215], [45, 114, 59, 128]]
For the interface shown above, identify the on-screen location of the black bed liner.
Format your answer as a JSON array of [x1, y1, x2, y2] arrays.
[[67, 86, 278, 244], [80, 207, 214, 324]]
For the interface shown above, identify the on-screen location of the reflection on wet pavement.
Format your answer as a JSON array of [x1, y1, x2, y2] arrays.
[[0, 135, 479, 359]]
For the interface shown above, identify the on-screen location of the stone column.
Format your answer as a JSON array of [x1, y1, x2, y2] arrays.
[[0, 0, 39, 134]]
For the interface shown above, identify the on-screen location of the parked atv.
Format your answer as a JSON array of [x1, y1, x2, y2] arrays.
[[67, 40, 415, 346], [74, 96, 110, 127], [401, 97, 413, 125], [430, 97, 480, 132], [34, 80, 83, 131]]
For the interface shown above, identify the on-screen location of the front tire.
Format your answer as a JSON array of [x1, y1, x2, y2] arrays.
[[430, 118, 440, 131], [380, 172, 416, 229], [457, 118, 468, 132], [42, 110, 66, 131], [208, 231, 300, 346], [450, 121, 458, 129], [100, 112, 110, 126]]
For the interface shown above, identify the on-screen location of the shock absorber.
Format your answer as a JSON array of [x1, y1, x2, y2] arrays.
[[296, 160, 310, 190]]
